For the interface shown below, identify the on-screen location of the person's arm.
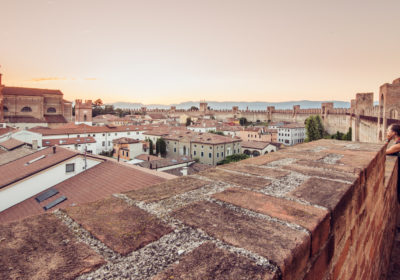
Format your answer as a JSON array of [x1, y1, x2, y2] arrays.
[[386, 143, 400, 155]]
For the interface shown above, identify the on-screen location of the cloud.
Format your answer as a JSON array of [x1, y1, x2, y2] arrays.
[[29, 77, 68, 82], [84, 78, 97, 81]]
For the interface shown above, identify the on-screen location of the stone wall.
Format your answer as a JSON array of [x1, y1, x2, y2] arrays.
[[1, 139, 398, 279]]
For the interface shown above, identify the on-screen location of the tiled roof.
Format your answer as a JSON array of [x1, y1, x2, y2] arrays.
[[2, 86, 63, 96], [0, 126, 16, 136], [29, 124, 152, 136], [241, 141, 272, 150], [0, 160, 167, 224], [137, 157, 195, 169], [0, 138, 25, 150], [148, 113, 167, 119], [44, 114, 67, 123], [135, 154, 160, 161], [6, 116, 46, 123], [161, 130, 241, 145], [0, 147, 36, 166], [0, 147, 79, 188], [281, 123, 305, 128], [42, 137, 96, 147], [112, 137, 140, 144]]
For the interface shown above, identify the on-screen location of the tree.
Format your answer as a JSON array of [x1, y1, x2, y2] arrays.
[[239, 117, 247, 126], [344, 127, 352, 141], [186, 117, 192, 126], [156, 138, 167, 157], [190, 106, 199, 111], [148, 139, 154, 155], [305, 115, 325, 142], [217, 154, 249, 165], [209, 130, 224, 136], [93, 99, 103, 108]]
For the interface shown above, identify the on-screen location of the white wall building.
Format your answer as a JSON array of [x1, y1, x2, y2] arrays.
[[0, 148, 102, 212], [277, 124, 306, 146]]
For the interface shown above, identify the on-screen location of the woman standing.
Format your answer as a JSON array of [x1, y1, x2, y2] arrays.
[[386, 124, 400, 155], [386, 124, 400, 203]]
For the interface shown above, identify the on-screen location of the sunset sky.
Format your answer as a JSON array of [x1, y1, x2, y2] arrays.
[[1, 0, 399, 104]]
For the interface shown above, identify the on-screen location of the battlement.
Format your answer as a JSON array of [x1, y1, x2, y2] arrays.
[[75, 99, 92, 108]]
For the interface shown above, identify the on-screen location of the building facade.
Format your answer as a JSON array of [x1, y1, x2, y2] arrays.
[[0, 74, 72, 128]]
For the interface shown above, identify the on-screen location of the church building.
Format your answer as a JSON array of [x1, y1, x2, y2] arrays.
[[0, 73, 73, 128]]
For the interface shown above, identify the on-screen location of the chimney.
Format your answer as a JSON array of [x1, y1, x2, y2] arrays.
[[53, 146, 56, 154], [181, 166, 188, 176], [32, 140, 38, 150]]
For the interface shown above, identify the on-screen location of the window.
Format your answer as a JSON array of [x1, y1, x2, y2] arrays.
[[66, 163, 75, 173], [115, 133, 117, 136], [3, 106, 8, 112], [174, 148, 176, 152], [47, 107, 56, 113], [128, 132, 130, 135], [102, 133, 105, 136], [201, 152, 204, 157], [21, 106, 32, 112], [209, 153, 212, 158], [136, 132, 139, 135], [221, 152, 224, 157], [194, 151, 197, 156], [217, 153, 219, 158], [108, 141, 111, 146], [210, 146, 212, 150], [102, 141, 105, 146], [77, 135, 80, 138]]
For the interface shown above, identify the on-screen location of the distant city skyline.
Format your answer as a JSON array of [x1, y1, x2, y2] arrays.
[[1, 0, 399, 104]]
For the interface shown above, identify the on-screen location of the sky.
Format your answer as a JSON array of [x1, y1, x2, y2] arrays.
[[1, 0, 399, 104]]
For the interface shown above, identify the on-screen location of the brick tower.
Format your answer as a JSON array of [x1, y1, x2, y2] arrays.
[[75, 99, 92, 125]]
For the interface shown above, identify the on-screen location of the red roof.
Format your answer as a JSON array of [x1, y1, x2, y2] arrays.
[[0, 138, 25, 150], [6, 116, 46, 123], [112, 137, 140, 144], [44, 115, 67, 123], [0, 126, 16, 136], [2, 86, 63, 96], [0, 160, 167, 224], [0, 147, 79, 188], [29, 124, 153, 136], [42, 137, 96, 147]]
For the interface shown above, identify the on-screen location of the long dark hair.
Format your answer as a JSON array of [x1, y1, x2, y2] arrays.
[[389, 124, 400, 136]]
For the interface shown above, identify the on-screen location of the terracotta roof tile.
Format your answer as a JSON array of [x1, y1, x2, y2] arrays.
[[42, 137, 96, 147], [0, 160, 167, 224], [2, 86, 63, 96], [44, 114, 67, 123], [0, 147, 36, 166], [112, 137, 140, 144], [241, 141, 272, 150], [0, 138, 25, 150], [6, 116, 46, 123], [0, 147, 78, 188]]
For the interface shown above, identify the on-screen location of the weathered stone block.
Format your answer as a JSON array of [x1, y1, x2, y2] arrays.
[[172, 201, 310, 280], [66, 197, 172, 255]]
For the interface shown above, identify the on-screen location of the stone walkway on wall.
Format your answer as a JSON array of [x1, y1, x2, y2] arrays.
[[1, 139, 397, 280]]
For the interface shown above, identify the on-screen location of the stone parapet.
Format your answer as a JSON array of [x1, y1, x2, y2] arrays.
[[0, 139, 397, 279]]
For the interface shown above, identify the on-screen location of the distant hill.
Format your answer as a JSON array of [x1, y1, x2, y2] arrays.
[[110, 100, 351, 110]]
